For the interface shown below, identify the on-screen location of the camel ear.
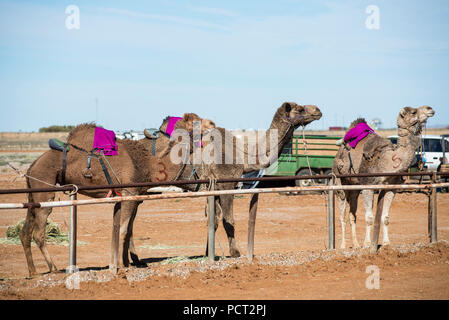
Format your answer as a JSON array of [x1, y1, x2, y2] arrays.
[[282, 102, 292, 114], [399, 107, 409, 118]]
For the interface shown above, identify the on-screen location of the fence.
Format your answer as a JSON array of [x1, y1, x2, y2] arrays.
[[0, 171, 448, 273]]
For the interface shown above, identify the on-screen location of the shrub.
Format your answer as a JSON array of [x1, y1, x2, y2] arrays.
[[38, 125, 75, 133]]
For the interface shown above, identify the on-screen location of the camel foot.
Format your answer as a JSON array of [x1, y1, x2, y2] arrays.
[[382, 241, 390, 247], [369, 244, 380, 254], [131, 253, 148, 268], [352, 242, 361, 249], [27, 270, 38, 279], [130, 253, 147, 268], [363, 240, 371, 248], [340, 243, 346, 250], [49, 263, 59, 274], [230, 248, 241, 258]]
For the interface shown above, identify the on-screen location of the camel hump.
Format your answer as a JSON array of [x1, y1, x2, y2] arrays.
[[362, 135, 393, 162]]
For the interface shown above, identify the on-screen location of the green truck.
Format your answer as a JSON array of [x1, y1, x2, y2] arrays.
[[265, 134, 342, 186]]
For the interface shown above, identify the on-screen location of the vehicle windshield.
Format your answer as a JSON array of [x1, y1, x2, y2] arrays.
[[423, 139, 442, 153]]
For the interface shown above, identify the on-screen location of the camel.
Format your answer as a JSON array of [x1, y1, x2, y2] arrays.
[[197, 102, 322, 258], [79, 102, 320, 265], [20, 113, 215, 277], [332, 105, 435, 251]]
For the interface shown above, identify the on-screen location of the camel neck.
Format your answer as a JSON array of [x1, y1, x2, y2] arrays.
[[257, 116, 294, 167], [395, 128, 421, 170]]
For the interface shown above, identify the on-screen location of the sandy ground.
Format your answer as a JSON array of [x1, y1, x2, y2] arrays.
[[0, 171, 448, 300]]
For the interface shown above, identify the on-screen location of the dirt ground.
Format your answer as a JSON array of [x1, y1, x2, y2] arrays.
[[0, 170, 448, 300]]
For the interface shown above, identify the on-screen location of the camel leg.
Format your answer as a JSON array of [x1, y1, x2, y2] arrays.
[[127, 201, 145, 266], [247, 193, 259, 261], [336, 190, 348, 249], [220, 194, 241, 257], [32, 206, 58, 273], [119, 200, 140, 268], [381, 191, 395, 246], [348, 190, 361, 248], [110, 202, 121, 273], [362, 189, 375, 247], [20, 207, 37, 277]]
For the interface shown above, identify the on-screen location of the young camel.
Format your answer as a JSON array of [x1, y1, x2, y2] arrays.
[[20, 113, 215, 277], [199, 102, 322, 258], [333, 106, 435, 250]]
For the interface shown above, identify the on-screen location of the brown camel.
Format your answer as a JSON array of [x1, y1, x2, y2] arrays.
[[332, 106, 435, 252], [97, 102, 321, 263], [197, 102, 322, 258], [20, 113, 215, 277]]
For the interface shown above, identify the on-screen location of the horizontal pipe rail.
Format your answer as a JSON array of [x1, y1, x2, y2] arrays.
[[1, 171, 448, 195], [1, 182, 448, 210]]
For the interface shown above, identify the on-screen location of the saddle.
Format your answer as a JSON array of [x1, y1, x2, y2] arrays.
[[49, 139, 70, 185], [48, 128, 122, 197]]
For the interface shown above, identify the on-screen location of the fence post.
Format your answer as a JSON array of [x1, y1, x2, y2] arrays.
[[328, 176, 335, 250], [68, 193, 77, 273], [428, 172, 438, 243], [208, 180, 215, 262], [370, 190, 385, 254]]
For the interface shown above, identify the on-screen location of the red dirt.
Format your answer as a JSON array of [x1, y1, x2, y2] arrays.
[[0, 172, 448, 300]]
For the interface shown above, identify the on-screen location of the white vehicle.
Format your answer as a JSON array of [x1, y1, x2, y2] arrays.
[[388, 135, 449, 171], [116, 130, 145, 141]]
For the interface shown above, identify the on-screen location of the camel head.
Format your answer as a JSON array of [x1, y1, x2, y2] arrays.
[[397, 105, 435, 135], [158, 113, 216, 136], [417, 105, 435, 124], [181, 113, 216, 134], [279, 102, 322, 128]]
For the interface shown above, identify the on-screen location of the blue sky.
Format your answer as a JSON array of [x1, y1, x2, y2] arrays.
[[0, 0, 448, 132]]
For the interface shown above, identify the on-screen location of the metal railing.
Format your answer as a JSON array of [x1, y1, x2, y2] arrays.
[[0, 171, 447, 272]]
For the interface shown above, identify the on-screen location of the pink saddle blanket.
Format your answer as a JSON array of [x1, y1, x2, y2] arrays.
[[93, 127, 118, 156], [343, 122, 375, 148]]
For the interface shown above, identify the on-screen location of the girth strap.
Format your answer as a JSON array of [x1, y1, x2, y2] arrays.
[[66, 143, 121, 196]]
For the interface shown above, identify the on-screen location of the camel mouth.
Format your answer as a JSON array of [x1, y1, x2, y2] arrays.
[[313, 111, 323, 119], [420, 110, 435, 123]]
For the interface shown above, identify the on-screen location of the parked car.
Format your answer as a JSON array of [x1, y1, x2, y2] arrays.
[[116, 130, 145, 141]]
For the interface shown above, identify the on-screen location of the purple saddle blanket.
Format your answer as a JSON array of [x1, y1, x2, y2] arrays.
[[93, 127, 118, 156], [166, 117, 183, 136], [343, 122, 375, 148], [165, 116, 204, 147]]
